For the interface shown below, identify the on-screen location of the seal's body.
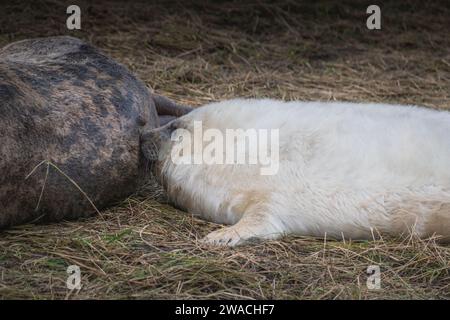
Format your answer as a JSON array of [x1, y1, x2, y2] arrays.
[[142, 99, 450, 246], [0, 36, 190, 227]]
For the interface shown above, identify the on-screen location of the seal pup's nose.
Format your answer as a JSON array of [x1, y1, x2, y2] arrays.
[[141, 121, 178, 161]]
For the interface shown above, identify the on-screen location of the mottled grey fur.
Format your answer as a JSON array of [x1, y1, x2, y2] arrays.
[[0, 36, 191, 228]]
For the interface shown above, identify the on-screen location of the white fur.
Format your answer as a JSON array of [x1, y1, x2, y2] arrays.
[[158, 99, 450, 246]]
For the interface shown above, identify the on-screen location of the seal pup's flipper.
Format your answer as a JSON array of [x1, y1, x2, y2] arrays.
[[200, 203, 285, 247]]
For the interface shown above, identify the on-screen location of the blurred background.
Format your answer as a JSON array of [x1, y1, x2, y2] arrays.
[[1, 0, 450, 109]]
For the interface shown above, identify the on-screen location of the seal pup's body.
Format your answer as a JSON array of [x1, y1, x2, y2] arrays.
[[142, 99, 450, 246]]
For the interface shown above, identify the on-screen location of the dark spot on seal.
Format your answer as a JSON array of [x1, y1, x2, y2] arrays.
[[0, 83, 19, 101], [109, 86, 135, 119]]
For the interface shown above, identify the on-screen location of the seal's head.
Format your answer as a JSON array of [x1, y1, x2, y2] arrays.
[[141, 119, 182, 185]]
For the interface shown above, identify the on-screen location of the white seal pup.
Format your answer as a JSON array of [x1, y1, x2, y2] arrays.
[[141, 99, 450, 246]]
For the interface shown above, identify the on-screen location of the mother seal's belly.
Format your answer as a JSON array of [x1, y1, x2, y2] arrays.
[[0, 36, 190, 228]]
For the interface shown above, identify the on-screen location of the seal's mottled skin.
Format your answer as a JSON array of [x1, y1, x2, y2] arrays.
[[0, 36, 189, 228]]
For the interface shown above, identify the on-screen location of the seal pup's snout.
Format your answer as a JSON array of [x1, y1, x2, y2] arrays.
[[141, 120, 178, 162]]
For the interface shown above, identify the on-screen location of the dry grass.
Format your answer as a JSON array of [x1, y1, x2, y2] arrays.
[[0, 0, 450, 299]]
